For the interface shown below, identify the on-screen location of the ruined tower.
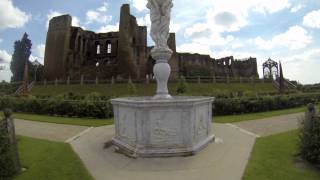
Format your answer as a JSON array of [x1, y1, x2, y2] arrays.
[[117, 4, 148, 79], [168, 33, 179, 79], [44, 15, 72, 80]]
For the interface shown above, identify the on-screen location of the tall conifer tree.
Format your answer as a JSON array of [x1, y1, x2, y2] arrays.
[[10, 33, 32, 82]]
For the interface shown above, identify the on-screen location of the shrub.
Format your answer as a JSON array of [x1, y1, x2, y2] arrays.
[[0, 129, 17, 178], [0, 110, 21, 178], [176, 76, 188, 94], [299, 104, 320, 165], [85, 92, 102, 101], [127, 81, 137, 95]]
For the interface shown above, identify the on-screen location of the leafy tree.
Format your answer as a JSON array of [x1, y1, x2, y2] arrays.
[[10, 33, 32, 82]]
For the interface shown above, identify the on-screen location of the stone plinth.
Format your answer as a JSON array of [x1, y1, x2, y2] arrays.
[[111, 96, 215, 157]]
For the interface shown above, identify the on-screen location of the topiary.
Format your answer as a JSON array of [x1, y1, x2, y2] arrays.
[[176, 76, 188, 94], [0, 109, 21, 178], [299, 104, 320, 166], [127, 81, 137, 96]]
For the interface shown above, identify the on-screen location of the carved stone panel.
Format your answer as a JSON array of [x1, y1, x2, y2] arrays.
[[149, 110, 182, 146], [118, 107, 136, 145], [194, 104, 210, 142]]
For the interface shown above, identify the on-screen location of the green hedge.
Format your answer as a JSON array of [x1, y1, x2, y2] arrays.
[[0, 82, 21, 96], [0, 96, 113, 119], [0, 93, 319, 119], [214, 93, 320, 115]]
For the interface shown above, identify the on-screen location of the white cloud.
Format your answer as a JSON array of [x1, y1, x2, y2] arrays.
[[177, 42, 214, 56], [0, 49, 11, 64], [303, 10, 320, 28], [0, 68, 11, 82], [280, 48, 320, 84], [253, 26, 312, 50], [253, 0, 291, 14], [137, 14, 150, 27], [0, 49, 12, 81], [86, 10, 112, 24], [290, 4, 304, 13], [97, 2, 109, 12], [72, 16, 81, 27], [0, 0, 31, 30], [0, 39, 2, 43], [36, 44, 45, 59], [170, 22, 181, 33], [129, 0, 148, 12], [178, 0, 292, 56], [97, 23, 119, 33], [231, 42, 244, 49], [29, 44, 45, 64], [86, 2, 112, 25]]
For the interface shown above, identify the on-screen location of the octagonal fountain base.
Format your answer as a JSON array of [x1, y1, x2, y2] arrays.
[[111, 96, 215, 158]]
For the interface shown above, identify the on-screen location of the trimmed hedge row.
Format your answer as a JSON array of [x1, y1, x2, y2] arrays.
[[0, 93, 319, 119], [214, 93, 320, 115], [0, 96, 113, 119]]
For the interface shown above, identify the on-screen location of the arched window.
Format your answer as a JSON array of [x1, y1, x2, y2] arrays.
[[106, 40, 112, 54], [97, 45, 101, 54]]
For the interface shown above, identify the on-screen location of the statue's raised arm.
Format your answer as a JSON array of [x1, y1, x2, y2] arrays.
[[147, 0, 173, 51]]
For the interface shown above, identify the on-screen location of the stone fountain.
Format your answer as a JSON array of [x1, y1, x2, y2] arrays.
[[111, 0, 214, 157]]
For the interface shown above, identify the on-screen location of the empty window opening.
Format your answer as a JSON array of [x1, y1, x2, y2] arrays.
[[95, 41, 101, 55], [107, 41, 112, 54], [97, 45, 101, 54]]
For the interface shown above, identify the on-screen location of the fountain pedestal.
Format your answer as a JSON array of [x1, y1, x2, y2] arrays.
[[111, 0, 215, 158], [111, 97, 214, 157]]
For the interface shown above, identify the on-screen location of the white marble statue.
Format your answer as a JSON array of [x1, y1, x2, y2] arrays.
[[147, 0, 173, 52], [147, 0, 173, 99]]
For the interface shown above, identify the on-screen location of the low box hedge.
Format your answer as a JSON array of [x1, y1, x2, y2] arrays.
[[0, 93, 319, 119]]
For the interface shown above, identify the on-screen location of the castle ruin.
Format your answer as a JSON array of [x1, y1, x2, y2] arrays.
[[44, 4, 258, 81]]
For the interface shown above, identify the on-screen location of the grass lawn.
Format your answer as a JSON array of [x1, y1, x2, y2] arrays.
[[214, 106, 308, 123], [243, 130, 320, 180], [14, 136, 93, 180], [31, 83, 276, 97], [0, 113, 113, 127]]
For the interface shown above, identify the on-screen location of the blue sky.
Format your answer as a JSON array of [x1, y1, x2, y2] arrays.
[[0, 0, 319, 84]]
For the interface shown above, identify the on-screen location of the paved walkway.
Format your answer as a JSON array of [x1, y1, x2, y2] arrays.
[[231, 112, 303, 137], [13, 112, 305, 180], [14, 119, 89, 142], [70, 124, 256, 180]]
